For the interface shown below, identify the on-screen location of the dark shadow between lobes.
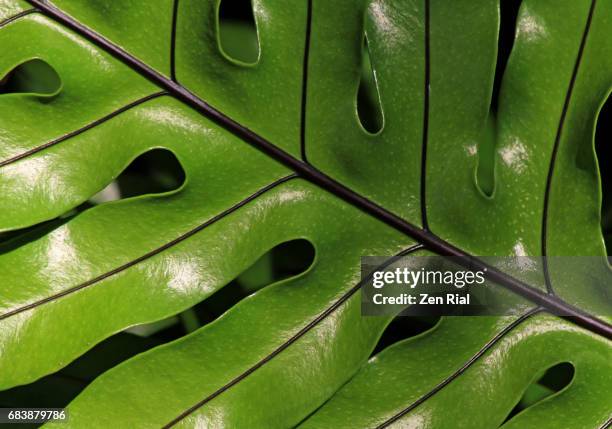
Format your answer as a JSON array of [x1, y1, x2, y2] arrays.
[[477, 0, 522, 196], [0, 148, 186, 255], [500, 362, 574, 426], [0, 239, 315, 411], [369, 315, 441, 358]]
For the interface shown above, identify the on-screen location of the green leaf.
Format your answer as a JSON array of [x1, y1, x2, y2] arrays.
[[299, 313, 612, 428], [0, 0, 611, 427]]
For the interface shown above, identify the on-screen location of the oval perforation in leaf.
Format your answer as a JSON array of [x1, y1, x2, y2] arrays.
[[357, 35, 384, 134], [0, 58, 61, 96], [217, 0, 260, 65], [88, 148, 186, 205]]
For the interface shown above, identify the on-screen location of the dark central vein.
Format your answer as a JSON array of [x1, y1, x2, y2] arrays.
[[21, 0, 612, 341], [541, 0, 597, 295]]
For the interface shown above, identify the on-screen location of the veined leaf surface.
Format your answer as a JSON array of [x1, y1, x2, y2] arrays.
[[0, 0, 611, 427]]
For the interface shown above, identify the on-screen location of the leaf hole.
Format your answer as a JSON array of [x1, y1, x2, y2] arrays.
[[218, 0, 260, 64], [0, 240, 315, 405], [0, 59, 61, 97], [131, 238, 315, 334], [88, 148, 186, 205], [501, 362, 575, 425], [0, 149, 184, 253], [491, 0, 522, 113], [357, 35, 384, 134], [595, 94, 612, 257], [0, 217, 70, 255], [477, 0, 522, 197], [190, 239, 315, 325], [0, 332, 167, 409], [369, 315, 441, 358]]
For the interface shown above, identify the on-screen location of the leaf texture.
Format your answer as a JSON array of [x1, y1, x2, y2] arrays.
[[0, 0, 611, 428]]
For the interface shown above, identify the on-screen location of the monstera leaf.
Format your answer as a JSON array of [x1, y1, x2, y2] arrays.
[[0, 0, 611, 427]]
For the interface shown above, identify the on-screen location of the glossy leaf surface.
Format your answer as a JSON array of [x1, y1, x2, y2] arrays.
[[0, 0, 611, 428]]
